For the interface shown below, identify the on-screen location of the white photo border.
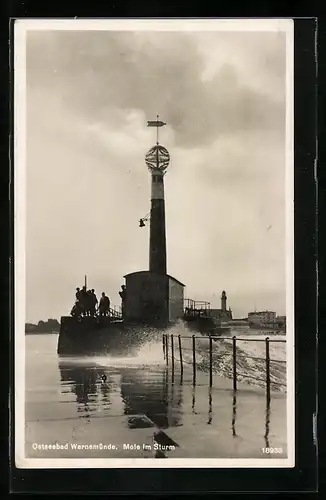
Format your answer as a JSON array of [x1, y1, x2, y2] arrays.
[[14, 17, 295, 469]]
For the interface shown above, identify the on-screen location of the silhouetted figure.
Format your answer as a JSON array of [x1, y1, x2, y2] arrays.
[[99, 292, 110, 316], [80, 286, 88, 316], [119, 285, 126, 317], [70, 285, 99, 318], [85, 290, 93, 316], [90, 289, 98, 317], [71, 303, 82, 317], [71, 287, 83, 317]]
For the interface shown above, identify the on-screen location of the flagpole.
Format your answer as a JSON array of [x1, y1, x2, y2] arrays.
[[156, 113, 159, 145]]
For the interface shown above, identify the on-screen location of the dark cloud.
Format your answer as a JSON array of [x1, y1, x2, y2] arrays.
[[27, 30, 285, 148]]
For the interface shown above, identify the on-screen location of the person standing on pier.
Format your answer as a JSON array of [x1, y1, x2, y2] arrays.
[[74, 287, 83, 317], [99, 292, 110, 316], [80, 286, 88, 316], [119, 285, 126, 318], [86, 290, 93, 316], [90, 289, 98, 316]]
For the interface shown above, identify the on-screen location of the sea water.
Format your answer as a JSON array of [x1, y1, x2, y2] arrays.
[[22, 325, 288, 460]]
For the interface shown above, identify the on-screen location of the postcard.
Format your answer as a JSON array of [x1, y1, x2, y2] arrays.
[[14, 18, 294, 468]]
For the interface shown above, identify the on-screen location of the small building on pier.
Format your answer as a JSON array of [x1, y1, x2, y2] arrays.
[[123, 271, 185, 325]]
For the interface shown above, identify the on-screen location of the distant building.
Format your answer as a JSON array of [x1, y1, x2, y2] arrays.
[[248, 310, 276, 326], [210, 290, 233, 322], [248, 311, 286, 330], [276, 315, 286, 329]]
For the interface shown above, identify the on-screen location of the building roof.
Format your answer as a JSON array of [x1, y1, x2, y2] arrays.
[[167, 274, 185, 287], [123, 270, 185, 287]]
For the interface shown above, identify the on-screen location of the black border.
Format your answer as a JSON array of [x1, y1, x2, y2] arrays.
[[8, 16, 318, 494]]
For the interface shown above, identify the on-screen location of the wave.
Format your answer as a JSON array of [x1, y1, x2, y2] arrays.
[[166, 322, 287, 392], [57, 320, 287, 392]]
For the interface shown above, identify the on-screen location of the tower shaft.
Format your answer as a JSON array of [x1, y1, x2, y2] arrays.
[[149, 170, 167, 275]]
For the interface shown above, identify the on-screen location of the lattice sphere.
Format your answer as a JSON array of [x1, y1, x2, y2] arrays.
[[145, 145, 170, 172]]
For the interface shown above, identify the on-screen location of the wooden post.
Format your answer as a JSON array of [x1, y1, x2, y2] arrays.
[[265, 395, 271, 448], [232, 336, 237, 391], [192, 335, 196, 386], [178, 335, 183, 375], [166, 334, 169, 365], [191, 386, 196, 413], [209, 336, 213, 387], [265, 337, 271, 404], [171, 334, 174, 372], [163, 334, 166, 360], [208, 387, 212, 424], [232, 391, 237, 436]]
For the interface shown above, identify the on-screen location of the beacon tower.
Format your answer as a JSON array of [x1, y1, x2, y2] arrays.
[[122, 117, 185, 325], [221, 290, 227, 311], [145, 140, 170, 274]]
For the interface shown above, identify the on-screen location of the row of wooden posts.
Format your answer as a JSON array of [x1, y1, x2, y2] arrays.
[[162, 334, 273, 402]]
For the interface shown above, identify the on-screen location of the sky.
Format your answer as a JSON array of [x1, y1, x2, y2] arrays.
[[23, 24, 290, 323]]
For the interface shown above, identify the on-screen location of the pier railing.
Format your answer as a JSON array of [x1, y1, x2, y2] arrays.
[[108, 305, 122, 319], [162, 334, 286, 402]]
